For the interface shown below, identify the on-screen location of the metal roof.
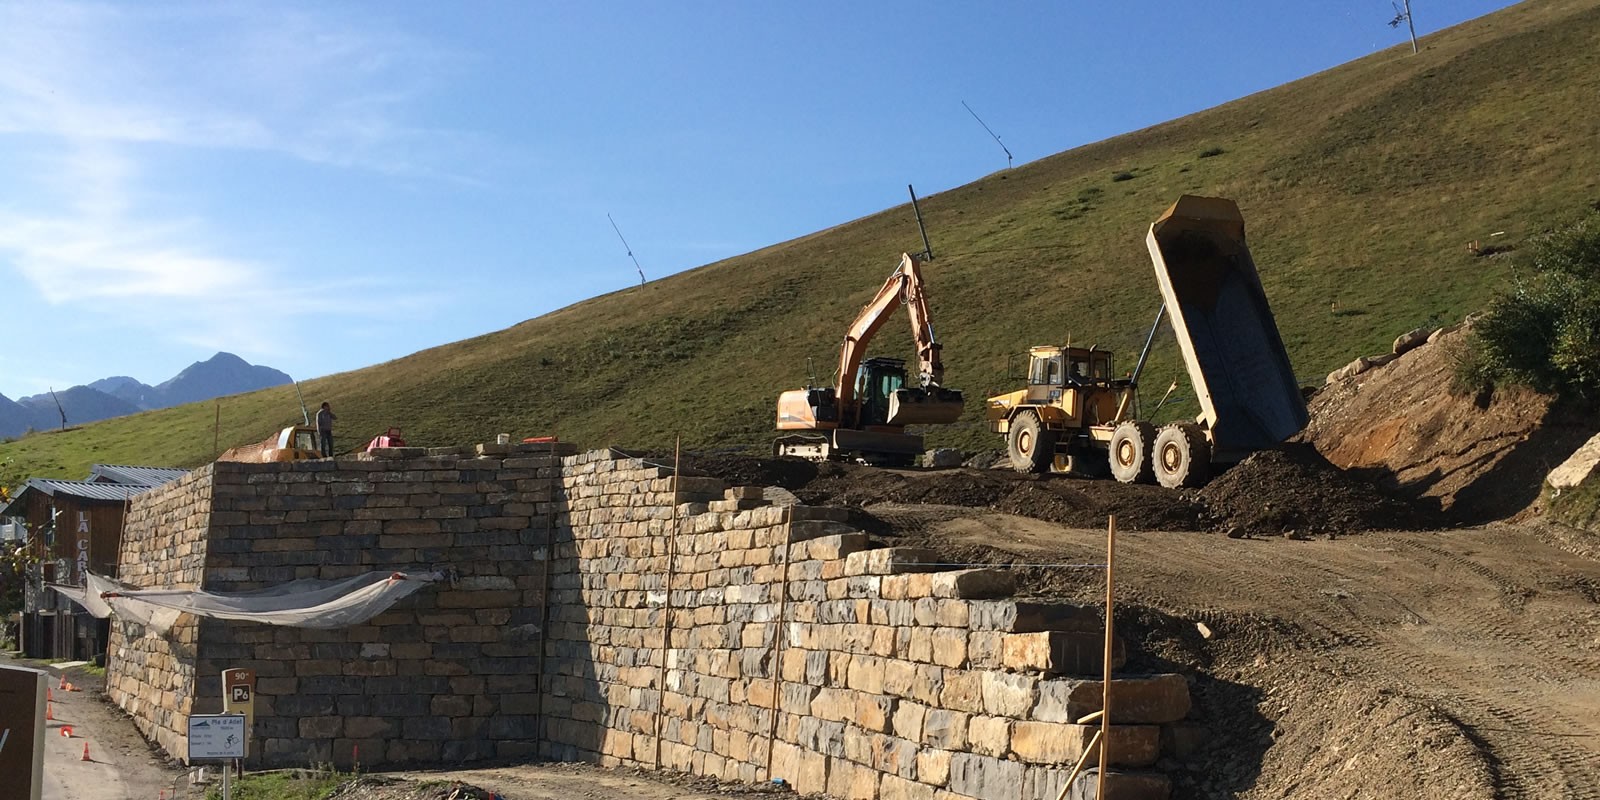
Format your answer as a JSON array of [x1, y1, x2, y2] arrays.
[[0, 479, 151, 517], [87, 464, 189, 487]]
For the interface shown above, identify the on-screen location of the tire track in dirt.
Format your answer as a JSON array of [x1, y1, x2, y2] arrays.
[[1158, 533, 1600, 800]]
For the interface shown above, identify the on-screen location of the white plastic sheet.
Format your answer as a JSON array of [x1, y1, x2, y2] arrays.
[[50, 570, 441, 634]]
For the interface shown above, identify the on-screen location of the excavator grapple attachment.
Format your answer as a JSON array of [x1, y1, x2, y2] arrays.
[[886, 386, 965, 426]]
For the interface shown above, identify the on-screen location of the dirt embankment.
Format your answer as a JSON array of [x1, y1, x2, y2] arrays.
[[1301, 323, 1597, 524]]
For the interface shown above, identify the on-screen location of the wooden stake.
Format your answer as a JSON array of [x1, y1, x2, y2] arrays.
[[653, 437, 682, 770], [1053, 729, 1103, 800], [764, 505, 795, 781], [1098, 515, 1117, 799]]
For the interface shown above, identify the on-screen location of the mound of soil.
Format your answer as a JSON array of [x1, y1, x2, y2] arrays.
[[676, 446, 1437, 535], [1199, 445, 1424, 535], [993, 479, 1208, 532]]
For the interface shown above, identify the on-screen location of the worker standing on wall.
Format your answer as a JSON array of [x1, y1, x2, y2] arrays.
[[316, 402, 337, 458]]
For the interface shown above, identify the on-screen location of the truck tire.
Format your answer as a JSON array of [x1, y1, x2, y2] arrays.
[[1109, 421, 1156, 484], [1007, 411, 1057, 473], [1153, 423, 1211, 489]]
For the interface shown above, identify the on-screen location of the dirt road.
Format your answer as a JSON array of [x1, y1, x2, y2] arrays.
[[874, 504, 1600, 800], [2, 659, 187, 800]]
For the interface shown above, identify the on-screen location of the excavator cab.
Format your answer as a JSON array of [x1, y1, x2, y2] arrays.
[[856, 357, 908, 427]]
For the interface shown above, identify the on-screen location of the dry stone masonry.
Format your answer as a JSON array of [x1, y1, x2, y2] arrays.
[[107, 445, 1191, 799]]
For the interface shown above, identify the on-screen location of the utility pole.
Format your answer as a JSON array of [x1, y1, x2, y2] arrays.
[[1390, 0, 1418, 54]]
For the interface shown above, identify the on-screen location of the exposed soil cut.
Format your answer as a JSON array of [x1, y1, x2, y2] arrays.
[[1301, 323, 1598, 524]]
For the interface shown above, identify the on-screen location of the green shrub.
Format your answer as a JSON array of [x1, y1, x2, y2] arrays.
[[1464, 213, 1600, 402], [1199, 147, 1226, 158], [1111, 171, 1135, 182]]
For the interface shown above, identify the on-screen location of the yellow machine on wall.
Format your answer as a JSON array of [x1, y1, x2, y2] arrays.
[[217, 425, 322, 463]]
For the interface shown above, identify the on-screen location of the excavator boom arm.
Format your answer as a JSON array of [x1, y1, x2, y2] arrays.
[[835, 253, 943, 406]]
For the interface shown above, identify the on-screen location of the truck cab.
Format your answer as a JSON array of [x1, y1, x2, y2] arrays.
[[985, 346, 1133, 474]]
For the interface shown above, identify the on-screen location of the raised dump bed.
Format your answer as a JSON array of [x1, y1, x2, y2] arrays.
[[1146, 195, 1308, 460]]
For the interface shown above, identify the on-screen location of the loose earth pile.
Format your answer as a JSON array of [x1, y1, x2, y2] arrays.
[[676, 442, 1433, 536]]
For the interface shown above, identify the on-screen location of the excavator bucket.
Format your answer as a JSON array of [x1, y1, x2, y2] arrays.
[[886, 386, 965, 426], [1146, 196, 1307, 457]]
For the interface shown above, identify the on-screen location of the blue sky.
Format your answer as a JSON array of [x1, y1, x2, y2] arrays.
[[0, 1, 1516, 399]]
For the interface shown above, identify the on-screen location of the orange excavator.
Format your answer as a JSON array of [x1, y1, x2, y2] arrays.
[[775, 253, 965, 465]]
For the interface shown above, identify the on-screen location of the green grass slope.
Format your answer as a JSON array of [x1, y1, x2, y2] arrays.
[[6, 0, 1600, 485]]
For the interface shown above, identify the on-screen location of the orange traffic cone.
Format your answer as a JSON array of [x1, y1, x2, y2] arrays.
[[45, 702, 53, 720], [60, 725, 73, 738], [57, 674, 66, 690], [47, 687, 54, 701], [81, 742, 91, 761]]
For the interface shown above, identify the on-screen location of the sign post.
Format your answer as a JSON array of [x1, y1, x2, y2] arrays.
[[221, 668, 256, 758], [0, 664, 47, 800], [188, 714, 246, 800]]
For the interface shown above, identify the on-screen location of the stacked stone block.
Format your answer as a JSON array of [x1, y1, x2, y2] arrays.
[[107, 447, 1192, 799]]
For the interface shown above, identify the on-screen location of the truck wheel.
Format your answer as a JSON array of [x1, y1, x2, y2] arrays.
[[1109, 421, 1156, 484], [1153, 423, 1211, 489], [1007, 411, 1057, 473]]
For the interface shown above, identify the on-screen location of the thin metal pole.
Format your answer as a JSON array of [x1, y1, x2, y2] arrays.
[[292, 381, 310, 426], [1404, 0, 1418, 54], [1130, 304, 1166, 388], [653, 437, 681, 769], [908, 185, 934, 262], [213, 401, 221, 460], [1098, 515, 1117, 799]]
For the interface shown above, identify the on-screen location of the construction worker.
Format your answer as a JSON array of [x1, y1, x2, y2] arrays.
[[316, 402, 336, 458]]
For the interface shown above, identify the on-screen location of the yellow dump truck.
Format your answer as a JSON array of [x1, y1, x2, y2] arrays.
[[986, 195, 1308, 487]]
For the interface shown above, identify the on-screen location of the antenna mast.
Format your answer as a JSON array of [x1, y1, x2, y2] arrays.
[[608, 213, 647, 286], [962, 100, 1013, 169]]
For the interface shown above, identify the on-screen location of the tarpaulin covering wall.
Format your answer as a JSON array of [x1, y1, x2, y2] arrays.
[[51, 571, 442, 634]]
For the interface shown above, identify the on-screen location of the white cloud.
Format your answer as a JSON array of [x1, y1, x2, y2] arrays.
[[0, 1, 470, 378]]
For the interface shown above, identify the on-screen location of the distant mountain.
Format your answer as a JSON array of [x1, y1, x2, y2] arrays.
[[87, 375, 161, 409], [0, 393, 36, 439], [18, 386, 141, 430], [154, 352, 292, 407], [3, 353, 293, 433]]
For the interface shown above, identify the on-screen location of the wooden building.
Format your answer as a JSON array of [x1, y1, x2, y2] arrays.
[[0, 465, 187, 661]]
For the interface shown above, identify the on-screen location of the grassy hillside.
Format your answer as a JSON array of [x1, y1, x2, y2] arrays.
[[6, 0, 1600, 485]]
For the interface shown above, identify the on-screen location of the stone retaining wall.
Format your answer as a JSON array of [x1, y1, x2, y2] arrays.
[[106, 466, 215, 757], [107, 447, 1188, 799]]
